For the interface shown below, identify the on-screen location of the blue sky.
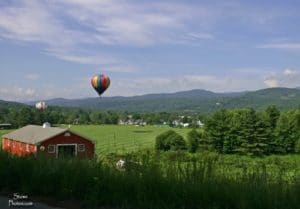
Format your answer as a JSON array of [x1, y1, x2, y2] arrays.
[[1, 0, 300, 101]]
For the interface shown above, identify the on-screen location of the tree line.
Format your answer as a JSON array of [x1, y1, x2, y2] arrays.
[[156, 106, 300, 155], [0, 106, 201, 128]]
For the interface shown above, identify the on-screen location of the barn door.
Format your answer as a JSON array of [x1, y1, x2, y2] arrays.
[[57, 144, 76, 159]]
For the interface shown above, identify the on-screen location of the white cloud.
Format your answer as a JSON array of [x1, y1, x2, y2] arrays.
[[0, 0, 201, 48], [186, 33, 214, 40], [2, 67, 300, 101], [263, 68, 300, 88], [106, 73, 266, 96], [1, 0, 297, 69], [0, 86, 37, 101], [25, 74, 39, 80], [106, 68, 300, 97], [0, 1, 214, 68], [58, 0, 202, 46], [283, 68, 298, 76], [264, 78, 279, 88]]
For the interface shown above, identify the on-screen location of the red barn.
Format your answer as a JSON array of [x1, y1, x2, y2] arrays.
[[2, 125, 95, 159]]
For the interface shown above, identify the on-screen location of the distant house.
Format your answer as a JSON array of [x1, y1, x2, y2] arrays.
[[2, 125, 95, 159], [118, 119, 147, 126], [182, 123, 190, 127], [197, 120, 204, 127], [172, 120, 180, 126], [0, 123, 12, 129]]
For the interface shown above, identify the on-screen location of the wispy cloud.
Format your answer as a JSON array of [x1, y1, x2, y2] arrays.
[[0, 86, 37, 101], [0, 0, 215, 69], [283, 68, 298, 76], [1, 0, 298, 66], [2, 67, 300, 101], [263, 68, 300, 88], [258, 43, 300, 50], [25, 74, 39, 81], [264, 78, 279, 88], [0, 0, 204, 47], [107, 73, 267, 96]]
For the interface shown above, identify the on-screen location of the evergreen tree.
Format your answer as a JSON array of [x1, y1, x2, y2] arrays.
[[237, 109, 257, 155], [265, 105, 280, 130], [205, 109, 230, 153], [254, 114, 272, 155], [224, 111, 243, 154]]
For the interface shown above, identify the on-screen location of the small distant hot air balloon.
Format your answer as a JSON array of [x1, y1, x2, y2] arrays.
[[35, 101, 47, 110], [91, 74, 110, 96]]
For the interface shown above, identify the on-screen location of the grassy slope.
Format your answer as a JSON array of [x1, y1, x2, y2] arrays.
[[63, 125, 191, 154], [0, 129, 11, 136]]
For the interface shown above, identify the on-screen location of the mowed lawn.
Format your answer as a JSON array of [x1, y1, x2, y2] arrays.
[[63, 125, 191, 154], [0, 125, 192, 154]]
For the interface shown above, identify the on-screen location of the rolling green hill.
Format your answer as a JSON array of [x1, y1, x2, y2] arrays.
[[220, 87, 300, 110], [26, 87, 300, 113], [0, 100, 27, 108]]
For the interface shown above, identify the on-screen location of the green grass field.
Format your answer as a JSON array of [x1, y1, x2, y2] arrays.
[[0, 125, 191, 154], [1, 126, 300, 209], [0, 129, 11, 136], [62, 125, 191, 154]]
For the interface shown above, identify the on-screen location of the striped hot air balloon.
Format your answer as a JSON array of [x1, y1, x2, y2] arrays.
[[91, 74, 110, 96]]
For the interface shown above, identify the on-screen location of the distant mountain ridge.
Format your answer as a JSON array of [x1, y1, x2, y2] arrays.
[[0, 100, 26, 108], [23, 87, 300, 113]]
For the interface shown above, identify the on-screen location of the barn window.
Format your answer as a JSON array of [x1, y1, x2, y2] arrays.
[[48, 145, 55, 153], [78, 144, 85, 152], [64, 132, 71, 137], [26, 144, 29, 152]]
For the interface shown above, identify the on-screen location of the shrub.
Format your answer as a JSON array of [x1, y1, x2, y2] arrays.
[[295, 139, 300, 153], [155, 130, 186, 151], [187, 129, 201, 153]]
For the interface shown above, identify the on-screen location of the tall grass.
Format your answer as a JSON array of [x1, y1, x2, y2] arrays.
[[0, 150, 299, 209]]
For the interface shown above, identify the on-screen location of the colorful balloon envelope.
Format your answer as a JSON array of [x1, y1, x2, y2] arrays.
[[35, 101, 47, 110], [91, 74, 110, 96]]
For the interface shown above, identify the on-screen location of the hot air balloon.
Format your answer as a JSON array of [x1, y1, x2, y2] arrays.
[[35, 101, 47, 110], [91, 74, 110, 96]]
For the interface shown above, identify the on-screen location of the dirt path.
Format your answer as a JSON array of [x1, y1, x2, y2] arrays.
[[0, 196, 64, 209]]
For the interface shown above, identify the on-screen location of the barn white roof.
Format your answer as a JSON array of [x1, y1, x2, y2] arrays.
[[2, 125, 67, 145]]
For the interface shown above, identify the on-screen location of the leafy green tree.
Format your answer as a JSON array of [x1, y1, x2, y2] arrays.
[[187, 129, 201, 153], [78, 111, 90, 124], [155, 130, 186, 151], [17, 107, 34, 127]]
